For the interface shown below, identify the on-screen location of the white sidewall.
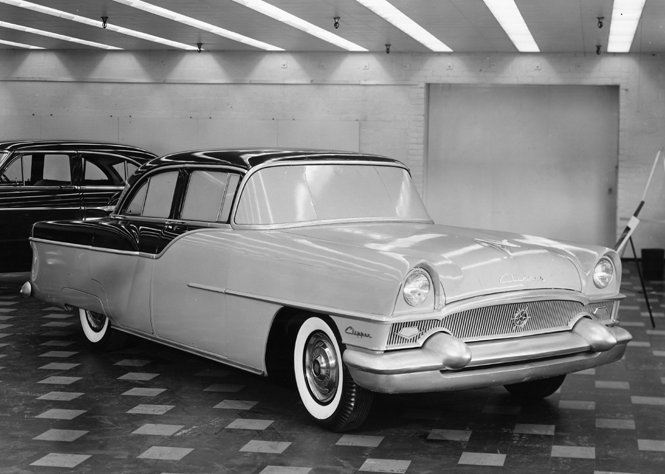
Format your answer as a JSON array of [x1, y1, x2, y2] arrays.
[[293, 317, 344, 421], [79, 308, 109, 343]]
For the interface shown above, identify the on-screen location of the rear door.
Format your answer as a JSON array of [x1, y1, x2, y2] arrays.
[[0, 150, 80, 272]]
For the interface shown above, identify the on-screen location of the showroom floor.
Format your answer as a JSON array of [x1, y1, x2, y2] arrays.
[[1, 266, 664, 474]]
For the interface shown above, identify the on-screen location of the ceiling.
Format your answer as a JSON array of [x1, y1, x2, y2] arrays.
[[0, 0, 663, 54]]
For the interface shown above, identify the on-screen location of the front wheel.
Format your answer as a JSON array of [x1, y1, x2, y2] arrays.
[[76, 307, 124, 349], [293, 317, 373, 431], [504, 375, 566, 400]]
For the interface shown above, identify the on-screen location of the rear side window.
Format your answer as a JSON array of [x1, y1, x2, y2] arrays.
[[41, 154, 72, 184], [181, 171, 240, 223], [80, 153, 135, 186], [1, 155, 32, 184], [123, 171, 178, 218]]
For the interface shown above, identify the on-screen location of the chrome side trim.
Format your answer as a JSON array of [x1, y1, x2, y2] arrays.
[[112, 325, 264, 376], [30, 237, 146, 258], [0, 206, 80, 211]]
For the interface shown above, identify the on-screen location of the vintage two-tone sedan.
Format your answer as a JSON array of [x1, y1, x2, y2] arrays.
[[22, 149, 631, 431], [0, 140, 156, 275]]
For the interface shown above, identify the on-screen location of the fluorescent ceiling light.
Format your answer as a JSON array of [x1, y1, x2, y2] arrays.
[[355, 0, 452, 52], [0, 38, 43, 49], [0, 0, 197, 50], [112, 0, 283, 51], [233, 0, 366, 52], [483, 0, 539, 52], [0, 20, 121, 49], [607, 0, 646, 53]]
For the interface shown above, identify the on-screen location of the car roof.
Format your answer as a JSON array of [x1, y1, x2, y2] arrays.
[[0, 139, 156, 160], [136, 148, 405, 174]]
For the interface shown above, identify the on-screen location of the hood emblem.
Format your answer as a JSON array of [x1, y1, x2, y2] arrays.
[[511, 307, 531, 330], [475, 238, 520, 254]]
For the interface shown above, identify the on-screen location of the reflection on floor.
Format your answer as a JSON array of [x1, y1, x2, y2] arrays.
[[0, 266, 664, 473]]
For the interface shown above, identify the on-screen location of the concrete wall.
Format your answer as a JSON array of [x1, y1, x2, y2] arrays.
[[1, 50, 664, 254]]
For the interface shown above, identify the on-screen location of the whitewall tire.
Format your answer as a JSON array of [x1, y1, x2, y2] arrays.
[[293, 316, 373, 431], [76, 307, 123, 349]]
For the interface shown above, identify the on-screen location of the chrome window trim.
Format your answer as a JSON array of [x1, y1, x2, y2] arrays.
[[230, 160, 431, 229]]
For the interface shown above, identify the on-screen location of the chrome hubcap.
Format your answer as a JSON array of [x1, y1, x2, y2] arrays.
[[85, 310, 107, 332], [304, 330, 339, 403]]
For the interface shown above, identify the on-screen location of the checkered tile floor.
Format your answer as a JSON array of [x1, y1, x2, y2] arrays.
[[1, 265, 664, 473]]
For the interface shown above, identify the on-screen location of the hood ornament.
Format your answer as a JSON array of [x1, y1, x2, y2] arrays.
[[474, 238, 520, 254]]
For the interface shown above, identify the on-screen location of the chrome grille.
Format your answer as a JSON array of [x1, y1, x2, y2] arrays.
[[387, 300, 615, 349]]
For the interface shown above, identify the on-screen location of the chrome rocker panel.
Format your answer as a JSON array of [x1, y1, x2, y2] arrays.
[[343, 318, 631, 394]]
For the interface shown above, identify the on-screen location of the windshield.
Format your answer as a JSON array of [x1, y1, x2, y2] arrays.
[[235, 163, 431, 226]]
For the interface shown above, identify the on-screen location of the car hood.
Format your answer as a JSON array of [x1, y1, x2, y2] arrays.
[[279, 222, 606, 303]]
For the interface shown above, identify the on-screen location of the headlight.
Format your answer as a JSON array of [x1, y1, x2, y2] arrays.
[[593, 257, 614, 289], [403, 268, 431, 306]]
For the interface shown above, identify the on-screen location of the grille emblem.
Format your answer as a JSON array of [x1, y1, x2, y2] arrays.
[[511, 307, 530, 330]]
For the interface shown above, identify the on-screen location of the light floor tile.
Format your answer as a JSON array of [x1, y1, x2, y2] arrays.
[[628, 341, 651, 347], [240, 440, 291, 454], [39, 362, 79, 371], [132, 423, 184, 436], [427, 429, 472, 442], [127, 404, 174, 415], [118, 372, 159, 381], [595, 418, 636, 430], [595, 380, 630, 390], [0, 333, 11, 339], [38, 391, 83, 401], [43, 313, 72, 319], [30, 453, 91, 468], [260, 467, 311, 474], [137, 446, 193, 461], [35, 408, 86, 420], [115, 359, 151, 367], [458, 452, 506, 467], [513, 423, 556, 435], [359, 458, 411, 473], [646, 329, 665, 335], [559, 400, 596, 410], [226, 418, 273, 430], [38, 376, 81, 385], [574, 368, 596, 375], [620, 321, 644, 327], [39, 350, 77, 358], [551, 445, 596, 459], [631, 396, 665, 406], [34, 429, 88, 442], [122, 387, 166, 397], [336, 434, 383, 447], [654, 350, 665, 357], [638, 439, 665, 452], [214, 400, 258, 410], [204, 383, 244, 392], [0, 324, 12, 330]]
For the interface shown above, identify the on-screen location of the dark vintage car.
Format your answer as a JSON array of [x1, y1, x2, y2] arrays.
[[0, 140, 156, 274], [23, 149, 630, 431]]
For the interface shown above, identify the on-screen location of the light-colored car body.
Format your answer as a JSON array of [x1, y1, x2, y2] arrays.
[[24, 149, 631, 431]]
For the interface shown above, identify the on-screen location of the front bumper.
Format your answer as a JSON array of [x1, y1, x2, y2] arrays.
[[343, 318, 631, 394]]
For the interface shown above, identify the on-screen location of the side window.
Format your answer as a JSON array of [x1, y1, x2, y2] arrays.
[[181, 171, 240, 222], [41, 154, 72, 184], [142, 171, 178, 218], [81, 153, 128, 186], [124, 180, 148, 216], [1, 154, 32, 184], [112, 161, 138, 183]]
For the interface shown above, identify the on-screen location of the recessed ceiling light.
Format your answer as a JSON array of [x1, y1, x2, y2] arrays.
[[607, 0, 646, 53], [232, 0, 366, 52], [0, 20, 121, 49], [0, 0, 197, 50], [355, 0, 452, 52], [0, 38, 43, 49], [483, 0, 539, 52], [112, 0, 283, 51]]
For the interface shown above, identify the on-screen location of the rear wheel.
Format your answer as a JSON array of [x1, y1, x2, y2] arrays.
[[293, 316, 373, 431], [76, 307, 124, 349], [504, 375, 566, 400]]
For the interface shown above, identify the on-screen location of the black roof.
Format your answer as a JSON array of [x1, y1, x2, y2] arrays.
[[0, 140, 156, 161], [133, 149, 404, 178]]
